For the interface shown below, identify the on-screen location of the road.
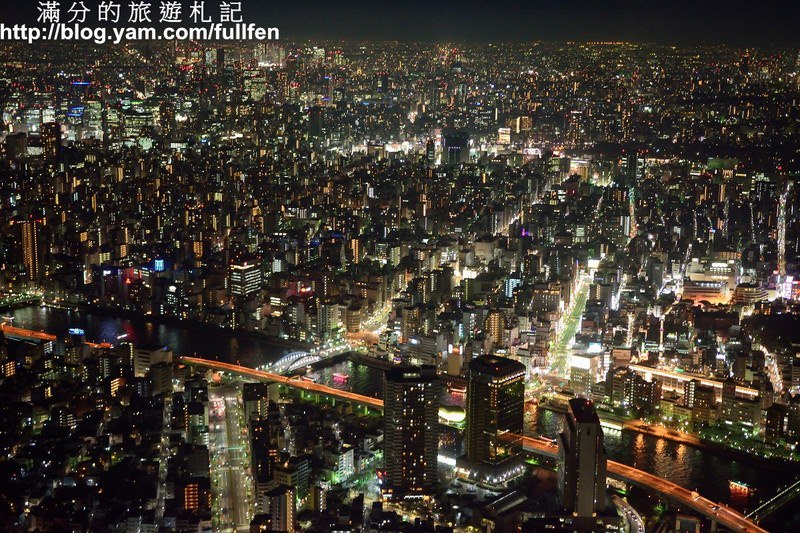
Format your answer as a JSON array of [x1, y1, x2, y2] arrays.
[[185, 356, 765, 532], [628, 364, 759, 398], [209, 385, 253, 532], [613, 494, 645, 533], [0, 293, 40, 310], [549, 274, 591, 376], [156, 394, 172, 523]]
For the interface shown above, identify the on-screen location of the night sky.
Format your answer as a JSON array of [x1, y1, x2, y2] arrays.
[[3, 0, 800, 46], [257, 0, 800, 46]]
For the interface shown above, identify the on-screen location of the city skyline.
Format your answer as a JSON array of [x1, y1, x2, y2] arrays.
[[1, 13, 800, 533]]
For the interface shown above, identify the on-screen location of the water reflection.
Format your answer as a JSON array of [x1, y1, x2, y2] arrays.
[[10, 306, 290, 365]]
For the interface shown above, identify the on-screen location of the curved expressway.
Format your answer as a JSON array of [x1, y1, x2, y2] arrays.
[[181, 356, 764, 533]]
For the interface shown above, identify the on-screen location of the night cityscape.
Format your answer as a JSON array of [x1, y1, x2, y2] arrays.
[[1, 3, 800, 532]]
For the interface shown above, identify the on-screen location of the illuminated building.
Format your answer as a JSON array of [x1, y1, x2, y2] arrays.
[[483, 309, 506, 348], [684, 379, 717, 427], [251, 407, 281, 493], [40, 121, 61, 161], [383, 365, 439, 498], [243, 382, 269, 420], [181, 477, 211, 511], [274, 457, 310, 497], [133, 345, 173, 378], [732, 283, 768, 305], [465, 355, 525, 467], [20, 219, 42, 282], [262, 484, 295, 532], [229, 261, 262, 297], [569, 350, 599, 397], [442, 130, 469, 165]]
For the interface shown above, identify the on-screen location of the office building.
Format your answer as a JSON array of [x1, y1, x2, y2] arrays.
[[558, 398, 607, 517], [230, 261, 262, 297], [133, 345, 173, 378], [465, 355, 525, 467], [383, 365, 439, 498]]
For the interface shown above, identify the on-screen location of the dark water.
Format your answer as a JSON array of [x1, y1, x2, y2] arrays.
[[8, 306, 289, 367], [10, 306, 800, 529]]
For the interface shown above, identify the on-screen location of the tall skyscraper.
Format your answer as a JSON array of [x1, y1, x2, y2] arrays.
[[215, 48, 225, 77], [558, 398, 607, 517], [442, 130, 469, 165], [465, 355, 525, 467], [20, 219, 42, 282], [251, 403, 281, 494], [383, 365, 439, 498], [40, 121, 61, 162]]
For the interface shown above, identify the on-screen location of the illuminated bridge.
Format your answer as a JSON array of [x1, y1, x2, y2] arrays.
[[267, 344, 352, 374], [269, 350, 318, 374], [183, 356, 764, 532], [746, 477, 800, 524]]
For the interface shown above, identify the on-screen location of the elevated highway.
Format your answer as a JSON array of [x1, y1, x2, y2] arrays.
[[183, 356, 765, 532], [1, 323, 112, 349], [180, 356, 383, 409]]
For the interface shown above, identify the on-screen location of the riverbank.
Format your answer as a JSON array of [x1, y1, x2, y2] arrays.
[[588, 407, 800, 473], [0, 297, 41, 312]]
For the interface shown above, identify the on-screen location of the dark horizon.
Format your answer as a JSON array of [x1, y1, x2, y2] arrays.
[[3, 0, 800, 47], [259, 0, 800, 47]]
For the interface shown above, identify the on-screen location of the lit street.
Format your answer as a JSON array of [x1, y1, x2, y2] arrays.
[[209, 383, 254, 532]]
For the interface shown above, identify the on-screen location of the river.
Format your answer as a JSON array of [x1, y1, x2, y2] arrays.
[[8, 305, 800, 530], [7, 305, 290, 368]]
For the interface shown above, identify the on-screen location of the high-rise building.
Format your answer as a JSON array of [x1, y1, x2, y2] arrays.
[[40, 121, 61, 162], [442, 130, 469, 165], [229, 261, 262, 297], [383, 365, 439, 498], [425, 139, 436, 168], [251, 403, 281, 493], [243, 382, 268, 420], [569, 350, 599, 397], [133, 345, 173, 378], [20, 219, 43, 282], [5, 132, 27, 161], [483, 309, 506, 349], [308, 106, 324, 138], [216, 48, 225, 76], [558, 398, 607, 517], [465, 355, 525, 467]]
